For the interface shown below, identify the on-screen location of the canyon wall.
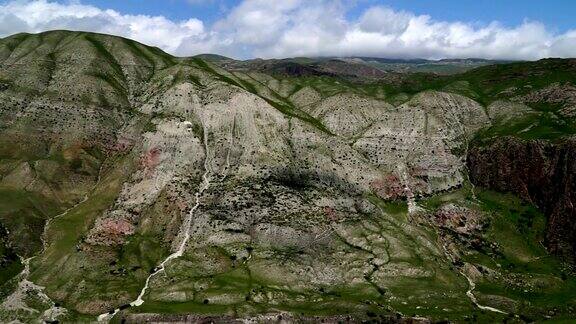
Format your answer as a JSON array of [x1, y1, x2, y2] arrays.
[[468, 137, 576, 261]]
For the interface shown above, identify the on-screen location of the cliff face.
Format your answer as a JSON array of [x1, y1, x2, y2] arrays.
[[468, 137, 576, 261]]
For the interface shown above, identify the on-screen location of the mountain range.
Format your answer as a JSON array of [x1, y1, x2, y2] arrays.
[[0, 30, 575, 323]]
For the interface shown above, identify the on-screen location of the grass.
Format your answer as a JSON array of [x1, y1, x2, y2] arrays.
[[115, 233, 170, 286], [28, 154, 134, 304], [137, 300, 233, 315], [0, 141, 108, 292], [84, 35, 126, 82], [377, 200, 408, 216], [143, 118, 157, 133], [418, 185, 576, 320], [85, 71, 128, 98], [121, 37, 172, 69], [0, 231, 22, 288], [465, 190, 576, 319], [473, 104, 576, 145], [120, 192, 478, 321], [0, 186, 63, 307], [477, 190, 548, 263], [137, 265, 390, 318], [0, 188, 62, 256], [189, 58, 333, 135]]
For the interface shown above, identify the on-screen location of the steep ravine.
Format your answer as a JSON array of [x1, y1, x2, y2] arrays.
[[98, 122, 215, 322], [98, 115, 236, 321], [467, 136, 576, 262]]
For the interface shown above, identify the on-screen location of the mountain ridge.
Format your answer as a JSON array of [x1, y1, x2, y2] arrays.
[[0, 30, 575, 323]]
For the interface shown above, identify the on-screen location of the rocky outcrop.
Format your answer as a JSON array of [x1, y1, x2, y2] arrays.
[[467, 137, 576, 261], [513, 83, 576, 118]]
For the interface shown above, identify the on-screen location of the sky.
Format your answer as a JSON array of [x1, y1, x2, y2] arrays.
[[0, 0, 575, 60]]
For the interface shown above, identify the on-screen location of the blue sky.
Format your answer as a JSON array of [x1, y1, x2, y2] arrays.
[[80, 0, 236, 23], [1, 0, 575, 60]]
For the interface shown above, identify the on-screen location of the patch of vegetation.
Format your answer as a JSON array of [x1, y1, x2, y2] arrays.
[[379, 200, 409, 216], [0, 80, 10, 91], [28, 155, 134, 302], [190, 58, 333, 135], [270, 167, 311, 190], [0, 224, 23, 287], [473, 107, 576, 145], [460, 190, 576, 319], [0, 189, 62, 257], [85, 71, 128, 97], [143, 118, 157, 133], [476, 191, 553, 271], [84, 35, 126, 82]]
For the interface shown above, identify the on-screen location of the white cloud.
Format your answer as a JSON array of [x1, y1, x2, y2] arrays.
[[547, 30, 576, 58], [0, 0, 204, 53], [1, 0, 575, 60], [358, 6, 411, 35]]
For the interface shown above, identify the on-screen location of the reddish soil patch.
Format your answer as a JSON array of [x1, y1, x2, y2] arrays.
[[323, 206, 338, 222], [140, 146, 161, 176], [370, 174, 404, 200]]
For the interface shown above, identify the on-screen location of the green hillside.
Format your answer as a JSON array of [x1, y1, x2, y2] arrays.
[[0, 30, 575, 323]]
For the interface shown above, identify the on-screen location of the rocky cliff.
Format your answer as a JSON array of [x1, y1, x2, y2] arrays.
[[468, 137, 576, 261]]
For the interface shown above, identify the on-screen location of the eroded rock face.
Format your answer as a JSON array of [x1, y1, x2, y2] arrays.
[[8, 31, 576, 322], [352, 91, 490, 196], [310, 93, 393, 137], [468, 137, 576, 261]]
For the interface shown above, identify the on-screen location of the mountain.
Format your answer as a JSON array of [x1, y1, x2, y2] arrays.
[[205, 56, 511, 76], [346, 57, 515, 75], [0, 30, 575, 323], [211, 57, 396, 81]]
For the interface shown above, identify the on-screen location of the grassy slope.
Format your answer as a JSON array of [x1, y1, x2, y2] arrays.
[[0, 31, 132, 302], [26, 154, 135, 320], [0, 223, 22, 290], [0, 31, 183, 319], [472, 190, 576, 321], [128, 211, 478, 322], [421, 185, 576, 321], [121, 187, 576, 322]]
